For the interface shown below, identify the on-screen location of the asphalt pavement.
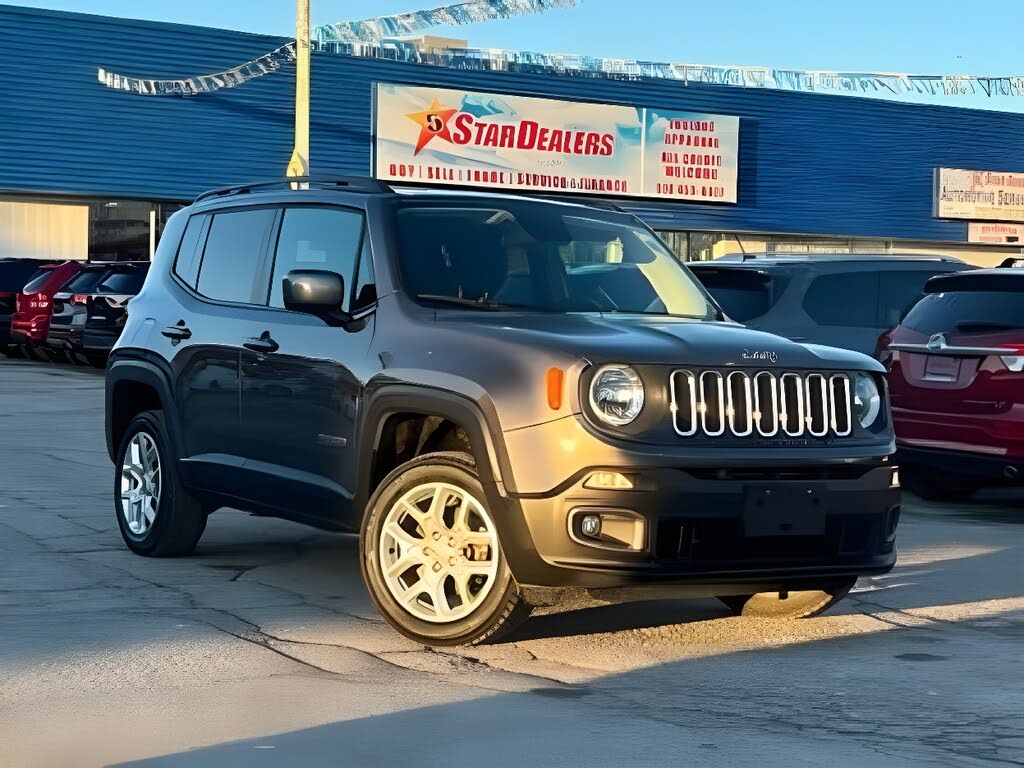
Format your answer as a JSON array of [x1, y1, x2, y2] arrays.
[[1, 358, 1022, 768]]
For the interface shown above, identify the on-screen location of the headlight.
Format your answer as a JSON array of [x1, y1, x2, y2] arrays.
[[589, 365, 645, 426], [852, 372, 881, 428]]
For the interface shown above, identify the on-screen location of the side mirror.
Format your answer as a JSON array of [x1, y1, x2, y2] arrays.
[[282, 270, 345, 316]]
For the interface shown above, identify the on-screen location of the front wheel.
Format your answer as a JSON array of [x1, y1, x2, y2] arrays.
[[360, 452, 530, 646], [718, 578, 856, 618]]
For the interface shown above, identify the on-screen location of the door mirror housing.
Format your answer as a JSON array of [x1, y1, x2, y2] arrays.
[[282, 270, 346, 317]]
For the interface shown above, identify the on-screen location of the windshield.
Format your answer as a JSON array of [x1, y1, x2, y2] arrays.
[[395, 201, 718, 318]]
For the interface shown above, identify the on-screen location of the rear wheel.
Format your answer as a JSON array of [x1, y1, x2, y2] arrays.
[[115, 410, 207, 557], [718, 579, 856, 618], [901, 464, 980, 502], [361, 452, 529, 646]]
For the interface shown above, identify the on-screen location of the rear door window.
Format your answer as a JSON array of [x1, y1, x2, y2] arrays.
[[690, 268, 786, 322], [902, 291, 1024, 335], [802, 272, 879, 328], [196, 209, 276, 304], [877, 270, 952, 329]]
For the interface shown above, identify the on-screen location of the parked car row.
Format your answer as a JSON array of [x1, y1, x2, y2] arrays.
[[690, 253, 1024, 503], [0, 257, 149, 366]]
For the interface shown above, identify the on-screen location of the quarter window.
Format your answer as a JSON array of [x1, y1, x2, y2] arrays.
[[173, 214, 208, 289], [196, 209, 276, 304], [802, 272, 878, 328], [268, 207, 365, 310]]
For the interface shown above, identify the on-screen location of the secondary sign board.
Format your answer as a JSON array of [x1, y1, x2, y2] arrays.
[[968, 221, 1024, 244], [374, 83, 739, 203], [936, 168, 1024, 223]]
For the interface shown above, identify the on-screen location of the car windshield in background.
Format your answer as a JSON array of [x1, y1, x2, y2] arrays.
[[395, 202, 718, 319], [97, 269, 146, 294], [902, 290, 1024, 335]]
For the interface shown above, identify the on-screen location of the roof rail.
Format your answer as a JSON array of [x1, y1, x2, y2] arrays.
[[998, 257, 1024, 268], [193, 176, 393, 204]]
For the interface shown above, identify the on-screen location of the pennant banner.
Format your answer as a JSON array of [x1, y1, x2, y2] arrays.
[[94, 0, 1024, 99], [315, 0, 576, 43]]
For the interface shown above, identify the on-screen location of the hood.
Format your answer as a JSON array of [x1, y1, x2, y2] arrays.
[[432, 311, 882, 372]]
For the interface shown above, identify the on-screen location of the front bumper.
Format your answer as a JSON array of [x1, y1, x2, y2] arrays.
[[497, 462, 899, 590]]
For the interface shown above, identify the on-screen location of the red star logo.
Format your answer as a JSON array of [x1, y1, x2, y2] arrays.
[[406, 98, 459, 155]]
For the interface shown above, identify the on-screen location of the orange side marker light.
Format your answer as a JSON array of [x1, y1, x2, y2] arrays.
[[546, 367, 564, 410]]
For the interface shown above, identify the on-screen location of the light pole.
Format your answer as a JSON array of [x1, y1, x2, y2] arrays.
[[286, 0, 311, 179]]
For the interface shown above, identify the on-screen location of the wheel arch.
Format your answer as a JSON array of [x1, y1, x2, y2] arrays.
[[355, 384, 514, 519], [105, 352, 179, 463]]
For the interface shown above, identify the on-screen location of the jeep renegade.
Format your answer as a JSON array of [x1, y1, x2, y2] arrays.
[[105, 178, 900, 645]]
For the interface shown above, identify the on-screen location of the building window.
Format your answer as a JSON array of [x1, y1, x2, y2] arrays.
[[88, 200, 153, 261]]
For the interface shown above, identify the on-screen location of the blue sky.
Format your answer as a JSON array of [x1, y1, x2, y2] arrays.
[[18, 0, 1024, 111]]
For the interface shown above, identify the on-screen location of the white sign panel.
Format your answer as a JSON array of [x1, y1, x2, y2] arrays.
[[968, 222, 1024, 244], [936, 168, 1024, 223], [374, 83, 739, 203]]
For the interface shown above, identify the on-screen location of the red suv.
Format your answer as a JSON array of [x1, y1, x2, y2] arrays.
[[10, 260, 83, 359], [884, 265, 1024, 500]]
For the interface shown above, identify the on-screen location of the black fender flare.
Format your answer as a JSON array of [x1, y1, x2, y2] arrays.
[[354, 383, 517, 515], [105, 351, 179, 462]]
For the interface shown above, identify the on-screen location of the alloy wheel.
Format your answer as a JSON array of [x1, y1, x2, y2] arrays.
[[120, 432, 161, 536], [378, 481, 499, 623]]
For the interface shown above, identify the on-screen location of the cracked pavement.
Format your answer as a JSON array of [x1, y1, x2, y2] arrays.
[[1, 359, 1022, 767]]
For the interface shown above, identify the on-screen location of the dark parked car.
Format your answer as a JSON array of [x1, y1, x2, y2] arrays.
[[10, 260, 84, 360], [884, 264, 1024, 500], [47, 262, 114, 364], [105, 179, 899, 646], [0, 258, 49, 355], [79, 262, 150, 366], [689, 254, 969, 356]]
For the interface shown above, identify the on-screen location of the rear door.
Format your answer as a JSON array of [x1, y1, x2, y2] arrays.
[[167, 207, 278, 490], [888, 273, 1024, 455], [237, 205, 376, 528]]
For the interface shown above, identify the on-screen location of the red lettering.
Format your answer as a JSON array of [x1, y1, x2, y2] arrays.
[[451, 113, 473, 145]]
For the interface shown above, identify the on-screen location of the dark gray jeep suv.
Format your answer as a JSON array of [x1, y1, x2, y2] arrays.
[[105, 179, 900, 645]]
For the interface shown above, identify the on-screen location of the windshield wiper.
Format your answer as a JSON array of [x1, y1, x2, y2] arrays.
[[416, 293, 526, 311]]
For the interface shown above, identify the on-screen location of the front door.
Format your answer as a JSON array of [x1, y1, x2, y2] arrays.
[[237, 204, 374, 529]]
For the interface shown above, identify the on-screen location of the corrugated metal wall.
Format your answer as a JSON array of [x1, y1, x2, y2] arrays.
[[3, 4, 1024, 242]]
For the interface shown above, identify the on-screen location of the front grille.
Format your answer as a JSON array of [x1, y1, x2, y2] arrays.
[[670, 369, 852, 439]]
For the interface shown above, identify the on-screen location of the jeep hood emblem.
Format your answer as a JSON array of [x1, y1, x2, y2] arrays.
[[741, 348, 779, 363]]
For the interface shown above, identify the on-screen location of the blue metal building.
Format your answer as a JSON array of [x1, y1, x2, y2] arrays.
[[2, 3, 1024, 262]]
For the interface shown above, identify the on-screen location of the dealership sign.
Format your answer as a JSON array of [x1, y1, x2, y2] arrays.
[[374, 83, 739, 202], [936, 168, 1024, 223], [968, 222, 1024, 244]]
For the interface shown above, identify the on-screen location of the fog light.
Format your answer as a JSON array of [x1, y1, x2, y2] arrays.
[[580, 515, 602, 538], [583, 471, 634, 490], [891, 468, 900, 488]]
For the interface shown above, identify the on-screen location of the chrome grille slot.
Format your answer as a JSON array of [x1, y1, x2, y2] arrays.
[[780, 373, 804, 436], [699, 371, 725, 436], [830, 375, 852, 436], [671, 369, 853, 440]]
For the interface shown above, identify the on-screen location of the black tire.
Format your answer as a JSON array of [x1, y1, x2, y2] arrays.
[[360, 451, 530, 646], [86, 352, 107, 369], [114, 410, 207, 557], [901, 464, 980, 502], [718, 578, 856, 619]]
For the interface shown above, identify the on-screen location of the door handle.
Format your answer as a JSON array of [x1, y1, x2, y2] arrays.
[[243, 331, 279, 354], [161, 322, 192, 340]]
